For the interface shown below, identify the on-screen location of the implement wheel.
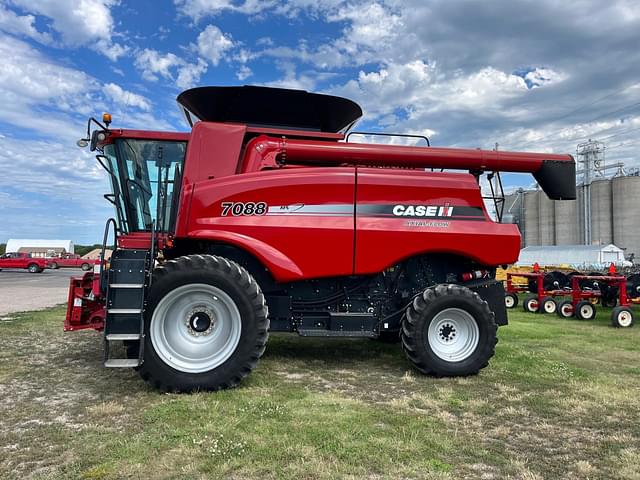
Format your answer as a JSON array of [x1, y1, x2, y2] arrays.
[[611, 307, 634, 328], [575, 300, 596, 320], [401, 284, 497, 377], [540, 296, 557, 314], [504, 293, 518, 309], [523, 294, 539, 313], [138, 255, 269, 392], [557, 300, 575, 319]]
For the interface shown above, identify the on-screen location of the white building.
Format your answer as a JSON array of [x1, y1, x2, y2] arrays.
[[516, 244, 630, 269], [5, 239, 74, 258]]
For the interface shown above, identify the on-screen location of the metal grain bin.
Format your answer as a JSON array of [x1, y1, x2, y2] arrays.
[[590, 178, 613, 246], [524, 190, 540, 246], [612, 175, 640, 259], [554, 198, 578, 245], [538, 191, 555, 245]]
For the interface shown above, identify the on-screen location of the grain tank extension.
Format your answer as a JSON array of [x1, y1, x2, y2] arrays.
[[65, 86, 576, 392]]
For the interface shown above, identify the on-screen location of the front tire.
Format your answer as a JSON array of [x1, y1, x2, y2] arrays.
[[81, 263, 91, 271], [401, 284, 497, 377], [28, 263, 41, 273], [137, 255, 269, 392]]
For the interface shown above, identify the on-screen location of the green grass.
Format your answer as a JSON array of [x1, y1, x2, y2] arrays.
[[1, 305, 639, 479]]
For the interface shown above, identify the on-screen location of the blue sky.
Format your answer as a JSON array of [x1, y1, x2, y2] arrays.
[[0, 0, 639, 244]]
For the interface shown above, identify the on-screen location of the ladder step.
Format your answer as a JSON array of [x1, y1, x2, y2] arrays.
[[104, 359, 140, 368], [108, 308, 142, 314], [110, 283, 144, 289], [106, 333, 141, 341]]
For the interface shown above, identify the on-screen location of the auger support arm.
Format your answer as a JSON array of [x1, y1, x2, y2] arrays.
[[242, 136, 576, 200]]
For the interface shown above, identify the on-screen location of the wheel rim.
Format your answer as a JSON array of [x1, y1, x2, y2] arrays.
[[29, 265, 37, 272], [505, 295, 515, 308], [580, 305, 594, 319], [618, 310, 632, 327], [427, 308, 480, 362], [150, 283, 242, 373], [544, 301, 556, 313], [561, 304, 573, 317], [527, 299, 538, 312]]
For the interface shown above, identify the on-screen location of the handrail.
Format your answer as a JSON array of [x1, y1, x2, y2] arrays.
[[149, 219, 156, 287], [100, 218, 117, 295]]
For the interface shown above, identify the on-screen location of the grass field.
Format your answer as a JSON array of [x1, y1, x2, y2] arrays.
[[1, 304, 639, 479]]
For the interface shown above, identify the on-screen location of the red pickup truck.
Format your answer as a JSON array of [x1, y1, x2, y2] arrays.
[[0, 252, 48, 273], [47, 254, 92, 271]]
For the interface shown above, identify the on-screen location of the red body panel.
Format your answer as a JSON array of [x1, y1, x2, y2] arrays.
[[354, 169, 520, 274], [186, 167, 356, 281]]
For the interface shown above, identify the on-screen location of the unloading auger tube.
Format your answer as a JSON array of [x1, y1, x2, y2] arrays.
[[242, 136, 576, 200]]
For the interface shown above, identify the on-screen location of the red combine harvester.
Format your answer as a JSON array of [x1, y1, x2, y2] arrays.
[[65, 86, 576, 391]]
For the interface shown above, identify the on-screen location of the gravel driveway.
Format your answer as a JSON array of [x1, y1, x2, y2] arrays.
[[0, 269, 78, 316]]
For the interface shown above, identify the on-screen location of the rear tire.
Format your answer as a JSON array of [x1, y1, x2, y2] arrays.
[[575, 300, 596, 320], [557, 300, 575, 319], [523, 294, 539, 313], [49, 262, 59, 269], [400, 284, 497, 377], [611, 306, 634, 328], [137, 255, 269, 392], [81, 263, 91, 271], [540, 296, 557, 314], [504, 293, 518, 309]]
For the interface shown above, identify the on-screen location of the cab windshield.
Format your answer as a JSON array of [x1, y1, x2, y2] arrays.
[[103, 139, 186, 233]]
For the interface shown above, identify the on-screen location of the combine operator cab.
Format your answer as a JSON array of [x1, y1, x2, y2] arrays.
[[101, 138, 186, 235], [65, 86, 576, 392]]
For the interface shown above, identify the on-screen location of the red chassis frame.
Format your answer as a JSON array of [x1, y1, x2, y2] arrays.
[[505, 271, 570, 310]]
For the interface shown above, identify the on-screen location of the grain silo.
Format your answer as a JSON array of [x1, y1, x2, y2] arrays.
[[554, 198, 578, 244], [523, 190, 539, 246], [612, 175, 640, 258], [590, 178, 613, 245], [538, 192, 555, 245]]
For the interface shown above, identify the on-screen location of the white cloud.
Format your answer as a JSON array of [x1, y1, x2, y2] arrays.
[[8, 0, 127, 60], [176, 59, 208, 89], [0, 4, 52, 44], [102, 83, 152, 111], [265, 63, 317, 91], [134, 49, 208, 89], [524, 68, 567, 88], [134, 49, 183, 82], [175, 0, 276, 21], [196, 25, 234, 66], [236, 65, 252, 81], [0, 34, 160, 137]]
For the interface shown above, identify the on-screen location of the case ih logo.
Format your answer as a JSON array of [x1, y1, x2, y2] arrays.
[[392, 205, 453, 217]]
